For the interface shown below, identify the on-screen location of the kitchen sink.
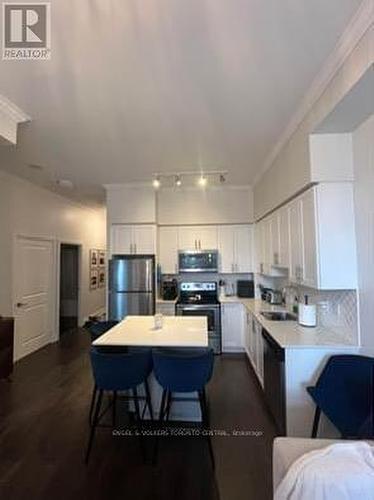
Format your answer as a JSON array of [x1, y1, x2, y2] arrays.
[[260, 311, 297, 321]]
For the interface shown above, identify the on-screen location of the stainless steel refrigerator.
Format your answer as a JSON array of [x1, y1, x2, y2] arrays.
[[108, 255, 155, 321]]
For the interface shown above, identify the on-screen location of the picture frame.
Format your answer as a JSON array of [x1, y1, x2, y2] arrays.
[[98, 250, 105, 267], [98, 268, 106, 288], [90, 269, 99, 290], [90, 249, 98, 268]]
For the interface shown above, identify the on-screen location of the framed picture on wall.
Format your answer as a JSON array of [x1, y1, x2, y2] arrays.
[[99, 268, 105, 288], [98, 250, 105, 267], [90, 249, 98, 268], [90, 269, 99, 290]]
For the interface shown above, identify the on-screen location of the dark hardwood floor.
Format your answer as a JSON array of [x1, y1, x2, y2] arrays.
[[0, 331, 277, 500]]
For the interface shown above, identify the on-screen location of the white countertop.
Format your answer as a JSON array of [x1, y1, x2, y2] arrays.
[[93, 316, 208, 348], [220, 296, 358, 350]]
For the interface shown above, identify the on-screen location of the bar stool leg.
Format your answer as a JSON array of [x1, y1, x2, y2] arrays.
[[199, 390, 215, 470], [133, 387, 146, 462], [85, 389, 103, 464], [165, 391, 172, 421], [144, 380, 154, 421], [112, 391, 117, 428], [311, 406, 321, 438], [152, 388, 167, 465], [88, 384, 98, 426]]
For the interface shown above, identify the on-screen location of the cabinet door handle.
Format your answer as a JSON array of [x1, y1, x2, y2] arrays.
[[130, 243, 133, 254], [199, 239, 201, 250], [134, 243, 137, 254]]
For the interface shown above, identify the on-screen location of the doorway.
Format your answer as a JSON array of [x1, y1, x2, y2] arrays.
[[59, 244, 80, 335]]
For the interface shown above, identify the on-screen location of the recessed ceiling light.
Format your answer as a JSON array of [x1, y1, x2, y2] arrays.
[[56, 179, 74, 189], [153, 177, 161, 189], [198, 175, 207, 188], [27, 163, 44, 171]]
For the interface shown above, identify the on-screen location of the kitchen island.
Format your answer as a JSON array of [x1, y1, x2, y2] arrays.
[[93, 316, 208, 421]]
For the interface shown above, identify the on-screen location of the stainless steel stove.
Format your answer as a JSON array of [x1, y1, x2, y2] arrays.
[[175, 282, 221, 354]]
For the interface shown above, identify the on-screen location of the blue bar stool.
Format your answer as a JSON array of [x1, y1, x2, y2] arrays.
[[86, 320, 119, 342], [85, 347, 153, 463], [307, 354, 374, 439], [85, 320, 119, 425], [152, 348, 215, 468]]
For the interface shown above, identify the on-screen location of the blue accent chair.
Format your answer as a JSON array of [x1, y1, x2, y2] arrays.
[[307, 355, 374, 439], [152, 348, 215, 467], [85, 347, 153, 463]]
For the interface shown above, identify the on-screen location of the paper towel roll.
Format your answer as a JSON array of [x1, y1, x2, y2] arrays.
[[298, 304, 317, 327]]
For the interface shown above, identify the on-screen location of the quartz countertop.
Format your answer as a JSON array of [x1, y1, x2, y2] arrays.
[[93, 316, 208, 347], [220, 296, 358, 350]]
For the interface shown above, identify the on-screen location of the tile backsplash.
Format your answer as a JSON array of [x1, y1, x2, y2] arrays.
[[284, 285, 358, 343]]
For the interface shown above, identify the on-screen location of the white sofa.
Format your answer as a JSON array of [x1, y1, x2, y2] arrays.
[[273, 437, 348, 492]]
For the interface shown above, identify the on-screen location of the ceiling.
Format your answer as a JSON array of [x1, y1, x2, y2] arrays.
[[0, 0, 363, 205]]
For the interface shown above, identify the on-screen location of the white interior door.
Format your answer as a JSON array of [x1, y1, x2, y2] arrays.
[[13, 237, 55, 360]]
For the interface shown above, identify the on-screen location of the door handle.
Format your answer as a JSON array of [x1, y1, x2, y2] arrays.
[[16, 302, 28, 308]]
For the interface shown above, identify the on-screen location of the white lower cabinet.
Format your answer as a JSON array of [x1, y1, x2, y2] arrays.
[[244, 311, 264, 387], [221, 303, 245, 353]]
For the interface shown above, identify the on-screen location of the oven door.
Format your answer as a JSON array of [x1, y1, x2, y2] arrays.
[[176, 306, 217, 332], [178, 251, 218, 273]]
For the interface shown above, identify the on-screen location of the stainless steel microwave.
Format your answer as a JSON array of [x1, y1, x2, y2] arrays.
[[178, 250, 218, 273]]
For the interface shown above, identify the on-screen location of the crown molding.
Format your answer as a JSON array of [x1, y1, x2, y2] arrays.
[[253, 0, 374, 186], [0, 94, 30, 123]]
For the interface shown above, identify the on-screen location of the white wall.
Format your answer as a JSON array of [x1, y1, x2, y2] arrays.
[[0, 107, 17, 145], [106, 185, 156, 224], [254, 23, 374, 219], [0, 170, 106, 323], [352, 114, 374, 351], [157, 186, 253, 225]]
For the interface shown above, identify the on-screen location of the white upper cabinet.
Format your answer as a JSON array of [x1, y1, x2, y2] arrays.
[[289, 198, 303, 283], [255, 221, 265, 273], [288, 183, 357, 289], [178, 226, 198, 250], [234, 225, 254, 273], [300, 189, 318, 288], [158, 227, 179, 274], [110, 225, 156, 255], [178, 226, 218, 251], [218, 225, 254, 273], [133, 225, 157, 254], [278, 206, 290, 268], [270, 215, 280, 267], [111, 225, 133, 255], [199, 226, 218, 250], [218, 226, 235, 273]]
